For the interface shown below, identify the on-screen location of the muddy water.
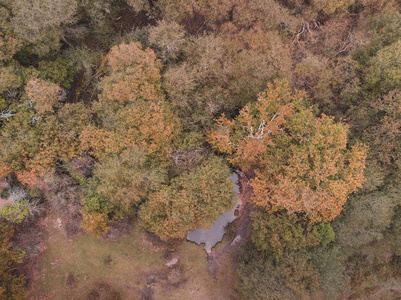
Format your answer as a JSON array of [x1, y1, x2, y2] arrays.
[[187, 172, 241, 254]]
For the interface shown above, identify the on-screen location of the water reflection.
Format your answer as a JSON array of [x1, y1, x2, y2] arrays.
[[187, 172, 240, 254]]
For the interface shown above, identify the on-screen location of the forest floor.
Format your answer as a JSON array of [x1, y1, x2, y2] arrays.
[[26, 214, 238, 299]]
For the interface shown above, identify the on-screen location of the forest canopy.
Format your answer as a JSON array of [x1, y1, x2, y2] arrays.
[[1, 0, 401, 298]]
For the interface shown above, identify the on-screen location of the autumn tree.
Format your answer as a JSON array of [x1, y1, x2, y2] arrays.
[[80, 41, 178, 163], [25, 78, 63, 114], [140, 156, 235, 240], [208, 80, 367, 222], [0, 85, 91, 186]]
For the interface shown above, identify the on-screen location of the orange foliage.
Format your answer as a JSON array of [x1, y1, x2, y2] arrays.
[[80, 42, 177, 162], [100, 41, 162, 104], [80, 211, 110, 237], [0, 164, 12, 180], [15, 169, 43, 188], [208, 80, 367, 222], [25, 78, 62, 114]]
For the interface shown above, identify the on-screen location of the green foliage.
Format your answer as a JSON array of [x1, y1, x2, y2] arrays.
[[236, 248, 320, 300], [64, 47, 103, 81], [10, 0, 78, 55], [1, 200, 29, 223], [0, 5, 24, 62], [38, 56, 75, 88], [149, 20, 186, 63], [232, 0, 301, 34], [93, 147, 168, 212], [176, 131, 206, 150], [164, 32, 291, 131], [311, 246, 348, 299], [140, 155, 235, 240], [0, 63, 23, 93], [334, 190, 399, 251], [365, 40, 401, 95], [251, 210, 335, 259], [82, 194, 113, 215], [353, 11, 401, 65]]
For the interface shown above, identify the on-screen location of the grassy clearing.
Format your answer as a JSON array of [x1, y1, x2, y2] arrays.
[[31, 215, 237, 299], [31, 217, 163, 299], [152, 236, 237, 299]]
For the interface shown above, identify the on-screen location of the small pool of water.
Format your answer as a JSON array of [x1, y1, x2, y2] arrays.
[[187, 172, 240, 254]]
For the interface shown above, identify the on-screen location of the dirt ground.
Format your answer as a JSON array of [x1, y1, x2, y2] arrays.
[[26, 213, 238, 300]]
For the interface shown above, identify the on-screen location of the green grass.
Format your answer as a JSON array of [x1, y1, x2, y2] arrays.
[[32, 216, 237, 299], [33, 218, 163, 299]]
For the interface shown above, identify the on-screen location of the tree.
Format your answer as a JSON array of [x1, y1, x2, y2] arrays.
[[312, 0, 355, 14], [0, 90, 90, 186], [251, 210, 334, 259], [93, 147, 167, 212], [80, 41, 178, 163], [364, 90, 401, 176], [140, 156, 235, 240], [208, 80, 367, 222], [148, 20, 186, 63], [99, 41, 162, 104], [232, 0, 300, 34], [365, 40, 401, 96], [10, 0, 78, 55], [0, 5, 24, 62], [80, 211, 110, 237], [0, 223, 28, 299], [127, 0, 233, 26], [1, 201, 29, 224], [236, 248, 320, 299], [25, 78, 63, 114]]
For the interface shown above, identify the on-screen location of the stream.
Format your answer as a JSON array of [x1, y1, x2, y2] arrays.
[[186, 172, 241, 254]]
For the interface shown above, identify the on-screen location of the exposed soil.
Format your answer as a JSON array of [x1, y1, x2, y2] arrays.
[[101, 216, 134, 242]]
